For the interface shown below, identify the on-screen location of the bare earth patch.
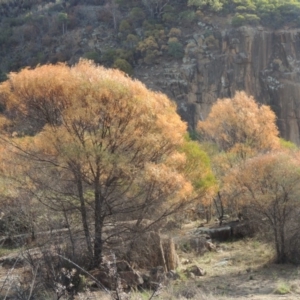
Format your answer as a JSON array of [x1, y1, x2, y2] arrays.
[[172, 227, 300, 300], [1, 223, 300, 299]]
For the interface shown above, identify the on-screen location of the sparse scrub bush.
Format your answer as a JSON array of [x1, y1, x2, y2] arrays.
[[144, 50, 161, 64], [236, 5, 248, 12], [41, 34, 54, 47], [244, 13, 260, 25], [84, 51, 102, 63], [125, 33, 139, 49], [7, 16, 25, 27], [143, 22, 164, 35], [168, 38, 184, 59], [232, 13, 260, 26], [162, 12, 177, 25], [179, 10, 196, 26], [204, 34, 219, 49], [100, 48, 134, 67], [24, 24, 38, 41], [29, 52, 47, 67], [231, 13, 247, 27], [188, 0, 223, 12], [142, 20, 154, 31], [0, 71, 7, 82], [138, 36, 159, 53], [118, 19, 132, 35], [128, 7, 145, 26], [97, 7, 114, 24], [101, 49, 118, 66], [168, 27, 182, 38], [113, 58, 133, 75], [0, 25, 12, 50], [196, 9, 204, 18], [274, 281, 291, 294]]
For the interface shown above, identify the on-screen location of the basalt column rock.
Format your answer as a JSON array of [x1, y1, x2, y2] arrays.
[[135, 26, 300, 145]]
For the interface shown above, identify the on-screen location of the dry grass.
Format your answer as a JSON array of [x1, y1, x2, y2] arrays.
[[2, 228, 300, 300], [172, 238, 300, 299]]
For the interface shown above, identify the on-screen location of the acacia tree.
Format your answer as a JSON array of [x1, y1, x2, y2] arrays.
[[0, 60, 212, 267], [197, 91, 280, 221], [198, 91, 280, 156], [224, 152, 300, 263]]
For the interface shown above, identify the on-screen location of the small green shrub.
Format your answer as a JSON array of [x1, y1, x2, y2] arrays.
[[244, 13, 260, 25], [0, 71, 7, 83], [168, 39, 184, 59], [274, 281, 291, 295], [128, 7, 145, 26], [231, 13, 247, 27], [125, 34, 139, 49], [113, 58, 133, 76], [236, 5, 248, 12], [119, 19, 133, 35], [0, 26, 12, 48], [279, 138, 298, 150], [162, 12, 177, 25], [100, 49, 117, 66], [7, 17, 25, 27], [84, 51, 102, 64], [179, 10, 196, 26], [144, 50, 161, 64]]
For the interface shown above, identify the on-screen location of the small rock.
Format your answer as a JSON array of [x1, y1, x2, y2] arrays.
[[181, 258, 191, 265], [166, 270, 180, 280], [186, 265, 206, 276], [214, 260, 229, 267], [205, 241, 216, 251]]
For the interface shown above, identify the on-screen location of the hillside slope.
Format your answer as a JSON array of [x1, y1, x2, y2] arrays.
[[1, 0, 300, 143]]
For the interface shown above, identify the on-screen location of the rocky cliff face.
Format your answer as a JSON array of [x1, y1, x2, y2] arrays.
[[135, 25, 300, 144]]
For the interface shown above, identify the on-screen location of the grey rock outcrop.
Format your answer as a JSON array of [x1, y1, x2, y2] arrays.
[[135, 26, 300, 144]]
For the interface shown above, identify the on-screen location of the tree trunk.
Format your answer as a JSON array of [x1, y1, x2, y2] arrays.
[[76, 176, 93, 257], [63, 208, 75, 259], [274, 233, 281, 262], [93, 177, 103, 268], [274, 225, 287, 264], [278, 225, 287, 263]]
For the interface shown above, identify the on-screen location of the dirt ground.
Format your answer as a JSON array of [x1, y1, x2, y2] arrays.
[[79, 236, 300, 300], [74, 224, 300, 300], [1, 223, 300, 300], [168, 222, 300, 300]]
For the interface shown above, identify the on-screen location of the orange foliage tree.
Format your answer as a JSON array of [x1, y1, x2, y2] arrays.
[[197, 91, 280, 221], [198, 91, 280, 156], [224, 152, 300, 263], [0, 60, 212, 267]]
